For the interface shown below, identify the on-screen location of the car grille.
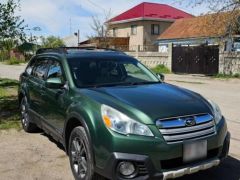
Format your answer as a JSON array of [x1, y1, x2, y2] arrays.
[[156, 113, 216, 144]]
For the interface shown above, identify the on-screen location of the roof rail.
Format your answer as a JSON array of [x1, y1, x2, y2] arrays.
[[36, 47, 125, 55]]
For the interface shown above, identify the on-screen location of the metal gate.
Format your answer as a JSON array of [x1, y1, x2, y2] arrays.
[[172, 45, 219, 74]]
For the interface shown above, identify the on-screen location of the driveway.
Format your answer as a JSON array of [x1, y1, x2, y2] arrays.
[[0, 64, 240, 180]]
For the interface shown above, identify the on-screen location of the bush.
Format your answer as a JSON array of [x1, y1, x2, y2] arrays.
[[214, 73, 240, 79], [5, 57, 23, 65], [151, 64, 171, 74]]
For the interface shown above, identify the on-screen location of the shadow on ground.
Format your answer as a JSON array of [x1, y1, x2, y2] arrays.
[[40, 132, 65, 152], [177, 156, 240, 180]]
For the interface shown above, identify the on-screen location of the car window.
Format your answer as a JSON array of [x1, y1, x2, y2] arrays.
[[32, 58, 49, 80], [67, 57, 159, 88], [26, 57, 37, 75], [47, 60, 64, 82]]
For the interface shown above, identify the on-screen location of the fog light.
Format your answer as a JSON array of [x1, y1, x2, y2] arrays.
[[118, 161, 136, 177]]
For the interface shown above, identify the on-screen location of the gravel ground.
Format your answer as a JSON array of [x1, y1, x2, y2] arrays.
[[0, 64, 240, 180]]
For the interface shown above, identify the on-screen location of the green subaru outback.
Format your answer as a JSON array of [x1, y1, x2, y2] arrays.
[[18, 47, 230, 180]]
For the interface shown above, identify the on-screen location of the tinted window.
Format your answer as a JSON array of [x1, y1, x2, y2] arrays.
[[47, 61, 64, 82], [32, 59, 49, 80], [67, 57, 159, 88], [26, 57, 37, 75]]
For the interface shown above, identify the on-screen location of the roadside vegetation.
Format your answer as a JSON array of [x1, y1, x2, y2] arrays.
[[0, 78, 21, 130], [151, 64, 171, 74], [213, 73, 240, 79]]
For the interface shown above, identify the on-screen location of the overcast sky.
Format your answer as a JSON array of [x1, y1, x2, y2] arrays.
[[14, 0, 209, 41]]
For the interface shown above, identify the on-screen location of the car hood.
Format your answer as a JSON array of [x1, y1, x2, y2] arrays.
[[84, 83, 211, 124]]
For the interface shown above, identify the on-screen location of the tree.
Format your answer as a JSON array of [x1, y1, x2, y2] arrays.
[[184, 0, 240, 12], [0, 0, 27, 41], [90, 10, 112, 38], [178, 0, 240, 37], [40, 36, 65, 48]]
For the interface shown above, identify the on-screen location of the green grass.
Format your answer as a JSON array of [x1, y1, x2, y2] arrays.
[[151, 64, 171, 74], [4, 57, 24, 65], [0, 78, 21, 130], [213, 73, 240, 79]]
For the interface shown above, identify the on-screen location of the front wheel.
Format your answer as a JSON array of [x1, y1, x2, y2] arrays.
[[69, 126, 95, 180]]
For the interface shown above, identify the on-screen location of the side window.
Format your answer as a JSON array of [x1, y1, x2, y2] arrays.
[[26, 58, 37, 75], [47, 61, 64, 82], [32, 59, 49, 80]]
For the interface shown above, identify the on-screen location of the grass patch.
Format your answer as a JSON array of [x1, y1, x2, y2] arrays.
[[151, 64, 171, 74], [0, 78, 21, 130], [213, 73, 240, 79], [4, 57, 24, 65]]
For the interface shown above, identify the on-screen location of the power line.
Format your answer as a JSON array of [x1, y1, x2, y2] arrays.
[[86, 0, 106, 12]]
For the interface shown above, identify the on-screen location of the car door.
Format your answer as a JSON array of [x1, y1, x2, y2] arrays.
[[27, 57, 49, 118], [42, 58, 69, 134]]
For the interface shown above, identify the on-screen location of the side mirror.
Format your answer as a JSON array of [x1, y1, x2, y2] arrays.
[[157, 73, 165, 82], [46, 78, 64, 89]]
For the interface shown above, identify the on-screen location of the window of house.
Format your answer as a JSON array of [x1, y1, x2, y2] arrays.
[[131, 25, 137, 35], [113, 28, 117, 37], [151, 24, 160, 35]]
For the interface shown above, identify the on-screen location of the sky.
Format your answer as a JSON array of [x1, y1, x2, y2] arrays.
[[12, 0, 209, 41]]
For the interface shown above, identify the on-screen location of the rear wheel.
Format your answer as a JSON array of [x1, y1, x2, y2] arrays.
[[20, 97, 38, 132]]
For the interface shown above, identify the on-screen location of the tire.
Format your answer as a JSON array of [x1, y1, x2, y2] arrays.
[[69, 126, 96, 180], [20, 97, 38, 133]]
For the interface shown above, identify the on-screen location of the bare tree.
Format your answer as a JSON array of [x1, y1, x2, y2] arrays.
[[176, 0, 240, 38], [88, 10, 113, 48]]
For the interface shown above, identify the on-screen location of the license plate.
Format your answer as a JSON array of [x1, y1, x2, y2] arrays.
[[183, 140, 207, 163]]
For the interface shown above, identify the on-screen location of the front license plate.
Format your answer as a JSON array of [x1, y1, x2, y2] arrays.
[[183, 140, 207, 163]]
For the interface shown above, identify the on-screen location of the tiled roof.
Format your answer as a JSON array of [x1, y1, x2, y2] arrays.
[[159, 12, 239, 40], [109, 2, 193, 23]]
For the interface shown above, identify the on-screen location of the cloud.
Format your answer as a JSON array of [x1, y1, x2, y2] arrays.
[[14, 0, 208, 40]]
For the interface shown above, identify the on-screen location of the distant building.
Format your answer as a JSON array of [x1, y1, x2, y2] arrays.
[[62, 35, 78, 47], [107, 2, 193, 51]]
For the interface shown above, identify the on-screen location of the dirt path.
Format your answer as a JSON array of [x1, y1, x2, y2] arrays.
[[0, 129, 73, 180]]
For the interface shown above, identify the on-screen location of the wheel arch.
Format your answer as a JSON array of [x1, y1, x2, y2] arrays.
[[64, 112, 94, 157]]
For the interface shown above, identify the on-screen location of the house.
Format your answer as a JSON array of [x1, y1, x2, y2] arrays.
[[108, 2, 193, 51], [157, 12, 240, 51], [62, 35, 79, 47], [79, 37, 129, 51], [156, 12, 240, 74]]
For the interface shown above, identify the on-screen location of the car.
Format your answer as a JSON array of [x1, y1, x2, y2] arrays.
[[18, 47, 230, 180]]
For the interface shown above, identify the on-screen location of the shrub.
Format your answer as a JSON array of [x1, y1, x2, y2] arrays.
[[151, 64, 171, 74], [5, 57, 23, 65], [214, 73, 240, 79]]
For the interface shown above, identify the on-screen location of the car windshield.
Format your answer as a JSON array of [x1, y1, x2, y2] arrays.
[[67, 56, 160, 88]]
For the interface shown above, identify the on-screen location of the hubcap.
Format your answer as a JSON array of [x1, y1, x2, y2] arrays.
[[71, 137, 88, 178], [21, 99, 29, 127]]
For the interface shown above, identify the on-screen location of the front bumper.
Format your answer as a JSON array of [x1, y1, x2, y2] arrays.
[[95, 117, 230, 180], [96, 132, 230, 180]]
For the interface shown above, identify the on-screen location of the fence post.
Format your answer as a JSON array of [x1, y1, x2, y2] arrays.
[[167, 43, 173, 72]]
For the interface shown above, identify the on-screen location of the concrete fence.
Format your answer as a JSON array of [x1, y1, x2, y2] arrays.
[[125, 51, 171, 69], [219, 52, 240, 74]]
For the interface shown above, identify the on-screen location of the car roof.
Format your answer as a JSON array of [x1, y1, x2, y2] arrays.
[[35, 47, 133, 61]]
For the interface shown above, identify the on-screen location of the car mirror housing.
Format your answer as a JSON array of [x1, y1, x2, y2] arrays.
[[157, 73, 165, 82], [46, 77, 64, 89]]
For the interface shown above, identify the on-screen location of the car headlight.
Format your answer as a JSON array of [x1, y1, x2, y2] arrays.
[[101, 104, 154, 137], [208, 100, 222, 124]]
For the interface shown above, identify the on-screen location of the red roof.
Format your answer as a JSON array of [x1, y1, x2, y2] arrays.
[[109, 2, 193, 23]]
